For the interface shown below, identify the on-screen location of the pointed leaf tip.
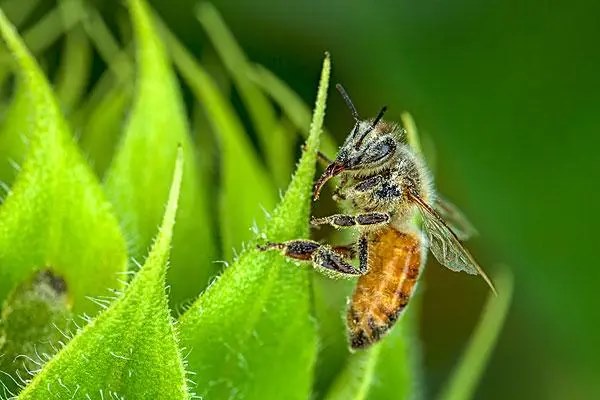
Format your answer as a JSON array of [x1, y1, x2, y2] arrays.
[[159, 146, 185, 246]]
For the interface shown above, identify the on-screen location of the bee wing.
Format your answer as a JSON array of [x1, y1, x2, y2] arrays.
[[409, 192, 496, 294], [434, 195, 478, 241]]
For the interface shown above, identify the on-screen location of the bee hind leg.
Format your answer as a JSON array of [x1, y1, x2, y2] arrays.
[[258, 238, 368, 277]]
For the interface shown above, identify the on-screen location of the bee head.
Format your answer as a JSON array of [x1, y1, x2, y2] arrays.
[[313, 84, 398, 200]]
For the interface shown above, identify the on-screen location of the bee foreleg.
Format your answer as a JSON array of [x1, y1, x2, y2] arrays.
[[334, 174, 387, 201], [352, 174, 384, 192], [258, 240, 365, 277], [311, 212, 390, 229]]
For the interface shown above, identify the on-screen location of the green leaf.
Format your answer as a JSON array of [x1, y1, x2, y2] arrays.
[[0, 9, 127, 315], [160, 16, 277, 260], [19, 1, 84, 55], [311, 276, 353, 396], [18, 148, 189, 400], [438, 267, 513, 400], [0, 1, 84, 98], [249, 64, 339, 157], [0, 78, 30, 190], [80, 4, 133, 83], [78, 83, 131, 177], [368, 305, 423, 399], [401, 111, 423, 155], [323, 344, 382, 400], [71, 7, 134, 177], [0, 1, 89, 188], [177, 53, 330, 399], [400, 111, 437, 173], [54, 22, 92, 113], [104, 0, 216, 306], [196, 3, 293, 187], [0, 269, 72, 396]]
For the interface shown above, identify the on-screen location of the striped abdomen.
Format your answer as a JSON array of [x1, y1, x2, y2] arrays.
[[347, 226, 423, 349]]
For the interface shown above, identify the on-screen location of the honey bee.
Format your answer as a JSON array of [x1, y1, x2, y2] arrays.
[[260, 84, 495, 349]]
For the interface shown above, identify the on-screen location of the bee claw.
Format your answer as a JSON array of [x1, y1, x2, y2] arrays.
[[257, 242, 283, 252], [256, 243, 269, 251], [310, 217, 324, 227]]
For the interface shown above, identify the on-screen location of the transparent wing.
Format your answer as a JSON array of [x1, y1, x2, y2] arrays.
[[434, 195, 478, 241], [409, 192, 496, 294]]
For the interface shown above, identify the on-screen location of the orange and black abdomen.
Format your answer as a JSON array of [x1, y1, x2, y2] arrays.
[[347, 226, 423, 349]]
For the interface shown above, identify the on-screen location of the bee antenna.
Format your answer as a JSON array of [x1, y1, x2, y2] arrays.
[[336, 83, 360, 121], [371, 106, 387, 129], [355, 105, 388, 148]]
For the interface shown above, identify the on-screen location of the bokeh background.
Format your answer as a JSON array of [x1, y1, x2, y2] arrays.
[[4, 0, 600, 398]]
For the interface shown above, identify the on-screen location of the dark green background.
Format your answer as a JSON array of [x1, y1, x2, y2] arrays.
[[12, 0, 600, 398]]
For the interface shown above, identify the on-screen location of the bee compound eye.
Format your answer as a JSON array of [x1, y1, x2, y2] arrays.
[[360, 138, 395, 165]]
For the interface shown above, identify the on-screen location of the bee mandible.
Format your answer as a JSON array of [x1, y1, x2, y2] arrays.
[[260, 84, 496, 349]]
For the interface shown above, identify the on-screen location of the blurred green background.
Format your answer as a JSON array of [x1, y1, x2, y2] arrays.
[[4, 0, 599, 398]]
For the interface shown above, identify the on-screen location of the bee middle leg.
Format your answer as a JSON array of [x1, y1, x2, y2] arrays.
[[311, 212, 390, 229], [258, 235, 369, 277]]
